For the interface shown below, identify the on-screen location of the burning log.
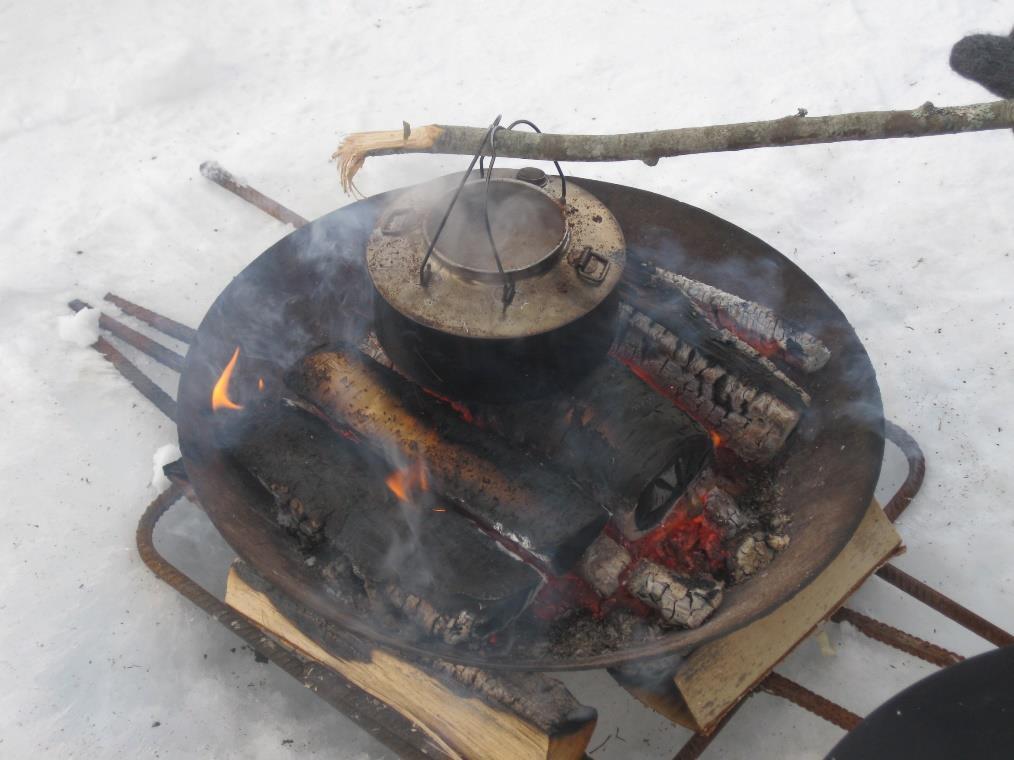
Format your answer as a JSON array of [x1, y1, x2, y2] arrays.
[[408, 357, 713, 537], [230, 405, 543, 643], [648, 268, 831, 373], [290, 350, 610, 573], [575, 535, 723, 629], [612, 304, 800, 462]]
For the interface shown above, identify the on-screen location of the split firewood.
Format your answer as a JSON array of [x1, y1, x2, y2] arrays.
[[290, 349, 610, 573], [228, 561, 598, 760], [575, 534, 723, 629], [649, 267, 831, 373], [613, 304, 800, 462], [334, 99, 1014, 192], [230, 405, 543, 644]]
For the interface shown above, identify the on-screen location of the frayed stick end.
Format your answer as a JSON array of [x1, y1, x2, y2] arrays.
[[332, 124, 444, 195]]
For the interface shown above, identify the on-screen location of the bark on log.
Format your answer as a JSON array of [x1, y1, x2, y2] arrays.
[[335, 99, 1014, 191], [230, 405, 542, 643], [290, 350, 609, 573]]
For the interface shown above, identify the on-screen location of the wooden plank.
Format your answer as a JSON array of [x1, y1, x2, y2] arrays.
[[613, 500, 901, 733], [225, 562, 596, 760]]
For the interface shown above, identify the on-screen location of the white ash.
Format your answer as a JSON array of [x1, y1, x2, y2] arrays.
[[627, 560, 724, 629], [731, 530, 791, 582], [576, 534, 632, 598], [651, 268, 832, 373]]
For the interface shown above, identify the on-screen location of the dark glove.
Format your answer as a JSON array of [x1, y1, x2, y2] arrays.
[[950, 28, 1014, 98]]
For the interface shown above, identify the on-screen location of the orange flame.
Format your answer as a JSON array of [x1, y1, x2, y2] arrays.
[[257, 377, 265, 392], [211, 347, 244, 411], [385, 461, 429, 502]]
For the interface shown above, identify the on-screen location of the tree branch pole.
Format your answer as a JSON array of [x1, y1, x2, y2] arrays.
[[334, 99, 1014, 192]]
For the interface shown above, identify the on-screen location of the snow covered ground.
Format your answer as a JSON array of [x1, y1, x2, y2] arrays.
[[2, 2, 1012, 758]]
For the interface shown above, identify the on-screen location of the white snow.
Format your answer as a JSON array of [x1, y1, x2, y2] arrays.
[[150, 443, 182, 491], [57, 307, 100, 347], [2, 2, 1013, 758]]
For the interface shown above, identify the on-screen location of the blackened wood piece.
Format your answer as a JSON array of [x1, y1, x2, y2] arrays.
[[430, 357, 712, 531], [228, 561, 598, 760], [291, 350, 609, 573], [649, 268, 831, 373], [229, 405, 542, 642], [612, 304, 798, 462], [620, 260, 807, 407]]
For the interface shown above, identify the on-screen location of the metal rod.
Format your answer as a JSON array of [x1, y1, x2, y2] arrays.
[[104, 293, 197, 345], [136, 484, 443, 760], [199, 160, 310, 228], [419, 114, 502, 285], [88, 335, 178, 421], [670, 698, 749, 760], [70, 300, 186, 372], [882, 421, 927, 523], [759, 673, 862, 731], [831, 607, 963, 668], [876, 564, 1014, 648]]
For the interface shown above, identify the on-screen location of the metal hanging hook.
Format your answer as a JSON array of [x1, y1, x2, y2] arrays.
[[419, 115, 502, 287], [420, 116, 566, 309]]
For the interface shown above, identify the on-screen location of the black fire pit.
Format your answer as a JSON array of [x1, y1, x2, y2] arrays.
[[176, 173, 884, 670]]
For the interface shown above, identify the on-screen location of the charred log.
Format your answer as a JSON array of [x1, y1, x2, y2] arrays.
[[649, 267, 831, 373], [576, 534, 633, 599], [230, 405, 543, 643], [290, 350, 610, 573], [575, 535, 723, 629], [703, 487, 753, 535], [730, 531, 790, 582], [627, 559, 724, 629], [612, 304, 800, 462], [410, 357, 713, 536]]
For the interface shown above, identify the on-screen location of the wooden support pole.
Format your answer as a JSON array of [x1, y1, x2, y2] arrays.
[[335, 99, 1014, 191]]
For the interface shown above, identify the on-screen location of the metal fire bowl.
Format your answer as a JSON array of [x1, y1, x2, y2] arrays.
[[177, 176, 884, 671]]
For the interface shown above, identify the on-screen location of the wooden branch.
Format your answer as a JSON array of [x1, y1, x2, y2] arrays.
[[334, 99, 1014, 192]]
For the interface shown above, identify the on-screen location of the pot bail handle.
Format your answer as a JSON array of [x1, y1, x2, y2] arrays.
[[480, 119, 567, 205], [419, 115, 503, 289]]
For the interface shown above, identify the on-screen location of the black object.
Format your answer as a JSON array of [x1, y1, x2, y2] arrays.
[[827, 646, 1014, 760], [950, 29, 1014, 98], [175, 176, 885, 670]]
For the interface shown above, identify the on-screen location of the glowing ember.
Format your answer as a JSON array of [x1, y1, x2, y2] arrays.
[[385, 460, 430, 502], [211, 347, 244, 411], [422, 387, 477, 425], [632, 508, 727, 576]]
